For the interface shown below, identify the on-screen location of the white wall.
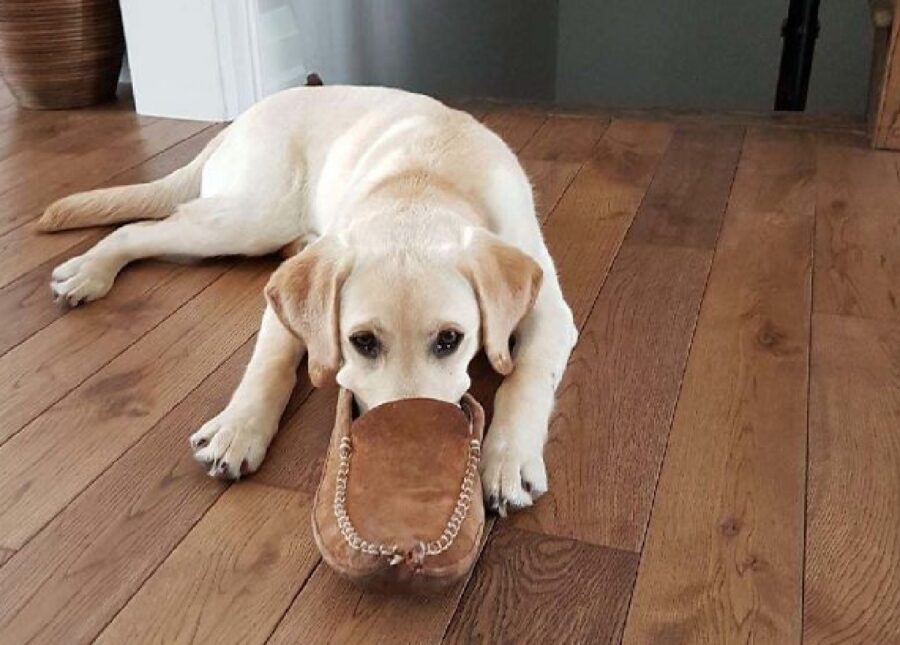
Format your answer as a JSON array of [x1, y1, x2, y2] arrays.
[[120, 0, 231, 120]]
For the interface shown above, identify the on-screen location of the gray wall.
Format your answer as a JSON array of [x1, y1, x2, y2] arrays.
[[556, 0, 872, 114], [806, 0, 872, 114], [288, 0, 872, 115], [289, 0, 558, 101]]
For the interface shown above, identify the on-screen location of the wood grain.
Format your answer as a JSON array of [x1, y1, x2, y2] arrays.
[[0, 125, 226, 356], [521, 115, 611, 162], [522, 159, 582, 224], [0, 342, 249, 643], [0, 262, 274, 550], [0, 547, 11, 567], [270, 560, 469, 645], [443, 527, 638, 644], [0, 117, 212, 288], [627, 125, 744, 249], [253, 385, 338, 491], [0, 105, 142, 163], [481, 109, 547, 152], [804, 314, 900, 643], [0, 338, 315, 644], [0, 113, 191, 236], [815, 132, 900, 321], [0, 260, 228, 444], [623, 128, 815, 644], [0, 235, 96, 355], [507, 243, 711, 550], [542, 119, 674, 325], [97, 483, 318, 645], [519, 115, 609, 223], [0, 112, 152, 227], [509, 124, 739, 549]]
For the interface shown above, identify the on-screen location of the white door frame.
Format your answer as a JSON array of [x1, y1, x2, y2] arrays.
[[120, 0, 266, 121]]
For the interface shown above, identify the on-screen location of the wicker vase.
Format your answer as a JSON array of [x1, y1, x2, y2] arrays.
[[0, 0, 125, 109]]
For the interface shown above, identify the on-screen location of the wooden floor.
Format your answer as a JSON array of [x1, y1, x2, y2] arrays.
[[0, 86, 897, 644]]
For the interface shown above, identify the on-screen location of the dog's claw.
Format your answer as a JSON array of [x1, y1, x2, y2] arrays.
[[497, 498, 508, 518]]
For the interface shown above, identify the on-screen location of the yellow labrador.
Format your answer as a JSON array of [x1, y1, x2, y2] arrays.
[[40, 86, 577, 514]]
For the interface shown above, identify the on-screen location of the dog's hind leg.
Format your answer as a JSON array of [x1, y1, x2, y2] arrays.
[[50, 195, 301, 305]]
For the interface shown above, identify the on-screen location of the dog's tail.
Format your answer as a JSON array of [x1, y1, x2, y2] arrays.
[[37, 127, 227, 233]]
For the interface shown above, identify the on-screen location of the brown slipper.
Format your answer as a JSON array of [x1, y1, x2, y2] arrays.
[[312, 388, 486, 594]]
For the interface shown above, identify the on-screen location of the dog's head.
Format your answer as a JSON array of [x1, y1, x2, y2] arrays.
[[265, 228, 541, 412]]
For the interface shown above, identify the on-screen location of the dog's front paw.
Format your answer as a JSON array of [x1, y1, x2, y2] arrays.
[[50, 254, 116, 306], [479, 426, 548, 517], [189, 408, 278, 480]]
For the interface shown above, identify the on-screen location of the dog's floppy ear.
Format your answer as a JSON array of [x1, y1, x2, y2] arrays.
[[265, 236, 351, 387], [461, 230, 543, 375]]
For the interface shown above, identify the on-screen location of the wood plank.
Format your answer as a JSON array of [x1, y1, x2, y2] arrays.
[[0, 259, 230, 444], [0, 236, 96, 356], [0, 106, 145, 163], [0, 262, 274, 550], [0, 125, 226, 356], [623, 128, 815, 644], [443, 527, 638, 644], [0, 118, 214, 288], [518, 115, 610, 224], [269, 560, 468, 645], [521, 115, 611, 162], [523, 159, 582, 224], [627, 125, 744, 249], [481, 109, 547, 152], [0, 111, 152, 204], [0, 547, 11, 567], [542, 119, 674, 325], [508, 125, 739, 549], [252, 385, 339, 491], [507, 243, 710, 549], [815, 132, 900, 321], [0, 340, 316, 644], [0, 343, 248, 643], [96, 483, 318, 645], [0, 114, 199, 236], [804, 314, 900, 642]]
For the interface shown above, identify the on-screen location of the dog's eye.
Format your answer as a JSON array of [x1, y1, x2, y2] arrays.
[[349, 332, 380, 359], [433, 329, 463, 358]]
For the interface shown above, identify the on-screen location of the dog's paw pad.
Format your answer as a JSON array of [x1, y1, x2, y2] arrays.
[[479, 431, 547, 516], [189, 411, 276, 480], [50, 255, 115, 306]]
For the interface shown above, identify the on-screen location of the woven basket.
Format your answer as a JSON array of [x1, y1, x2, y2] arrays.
[[0, 0, 124, 109]]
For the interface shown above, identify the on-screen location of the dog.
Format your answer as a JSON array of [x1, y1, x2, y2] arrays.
[[39, 86, 578, 514]]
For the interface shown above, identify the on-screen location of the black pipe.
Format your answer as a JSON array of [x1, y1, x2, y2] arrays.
[[775, 0, 821, 110]]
